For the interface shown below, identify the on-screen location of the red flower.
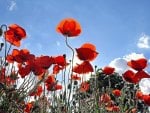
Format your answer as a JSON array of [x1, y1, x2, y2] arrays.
[[76, 43, 98, 61], [0, 68, 6, 83], [18, 65, 31, 78], [102, 66, 115, 75], [71, 74, 81, 80], [26, 57, 48, 76], [53, 84, 62, 90], [143, 95, 150, 106], [73, 61, 93, 74], [135, 70, 150, 80], [123, 70, 150, 84], [46, 83, 62, 91], [5, 24, 26, 47], [53, 64, 63, 74], [79, 81, 90, 92], [56, 18, 81, 37], [106, 105, 120, 112], [24, 102, 33, 113], [34, 56, 54, 69], [45, 75, 56, 84], [7, 49, 35, 63], [135, 90, 143, 100], [112, 89, 121, 97], [99, 93, 111, 104], [29, 85, 43, 97], [123, 70, 139, 84], [45, 75, 61, 91], [53, 55, 68, 67], [127, 58, 147, 71]]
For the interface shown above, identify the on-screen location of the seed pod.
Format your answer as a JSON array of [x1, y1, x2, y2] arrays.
[[0, 28, 3, 36]]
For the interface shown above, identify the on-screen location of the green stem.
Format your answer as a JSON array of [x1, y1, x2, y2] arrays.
[[65, 37, 74, 111]]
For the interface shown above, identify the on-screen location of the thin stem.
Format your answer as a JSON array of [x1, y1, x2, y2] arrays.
[[65, 37, 75, 109], [1, 24, 7, 83]]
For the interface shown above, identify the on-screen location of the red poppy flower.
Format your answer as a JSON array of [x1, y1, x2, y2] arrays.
[[56, 18, 81, 37], [76, 43, 98, 61], [127, 58, 147, 71], [99, 93, 111, 104], [135, 70, 150, 80], [24, 102, 33, 113], [6, 49, 20, 63], [102, 66, 115, 75], [135, 90, 143, 100], [6, 55, 14, 63], [46, 83, 62, 91], [112, 89, 121, 97], [45, 75, 56, 84], [45, 75, 62, 91], [5, 24, 26, 47], [7, 49, 35, 63], [53, 84, 62, 90], [0, 68, 5, 83], [53, 64, 63, 74], [34, 56, 54, 69], [79, 81, 90, 92], [26, 59, 46, 76], [71, 74, 81, 80], [29, 85, 43, 97], [106, 105, 120, 112], [15, 49, 34, 63], [123, 70, 150, 84], [53, 55, 68, 67], [73, 61, 93, 74], [143, 95, 150, 106], [18, 65, 31, 78], [5, 76, 16, 86], [123, 70, 139, 84]]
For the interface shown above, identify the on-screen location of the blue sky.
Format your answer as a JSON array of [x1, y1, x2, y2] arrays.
[[1, 0, 150, 67]]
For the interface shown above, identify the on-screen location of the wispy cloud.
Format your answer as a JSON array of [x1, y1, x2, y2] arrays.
[[56, 41, 60, 46], [137, 33, 150, 49], [8, 0, 16, 11]]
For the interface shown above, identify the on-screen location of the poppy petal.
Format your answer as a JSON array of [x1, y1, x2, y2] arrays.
[[127, 58, 147, 71], [56, 18, 81, 37], [123, 70, 139, 84], [76, 43, 98, 61], [102, 66, 115, 75], [73, 61, 93, 74], [5, 24, 26, 47]]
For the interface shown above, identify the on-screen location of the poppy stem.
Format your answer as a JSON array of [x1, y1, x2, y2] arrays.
[[1, 24, 8, 84], [65, 36, 74, 110]]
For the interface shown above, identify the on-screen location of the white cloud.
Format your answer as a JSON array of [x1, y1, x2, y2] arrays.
[[8, 0, 16, 11], [109, 53, 150, 94], [123, 52, 145, 61], [137, 33, 150, 49], [109, 53, 145, 75], [139, 78, 150, 94], [109, 58, 128, 75]]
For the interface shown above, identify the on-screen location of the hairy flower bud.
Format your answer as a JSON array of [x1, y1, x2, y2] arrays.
[[0, 28, 3, 36]]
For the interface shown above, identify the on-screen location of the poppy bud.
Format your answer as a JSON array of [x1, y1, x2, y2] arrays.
[[63, 54, 66, 58], [0, 28, 3, 36], [74, 81, 78, 85], [68, 83, 71, 89], [0, 43, 4, 51]]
